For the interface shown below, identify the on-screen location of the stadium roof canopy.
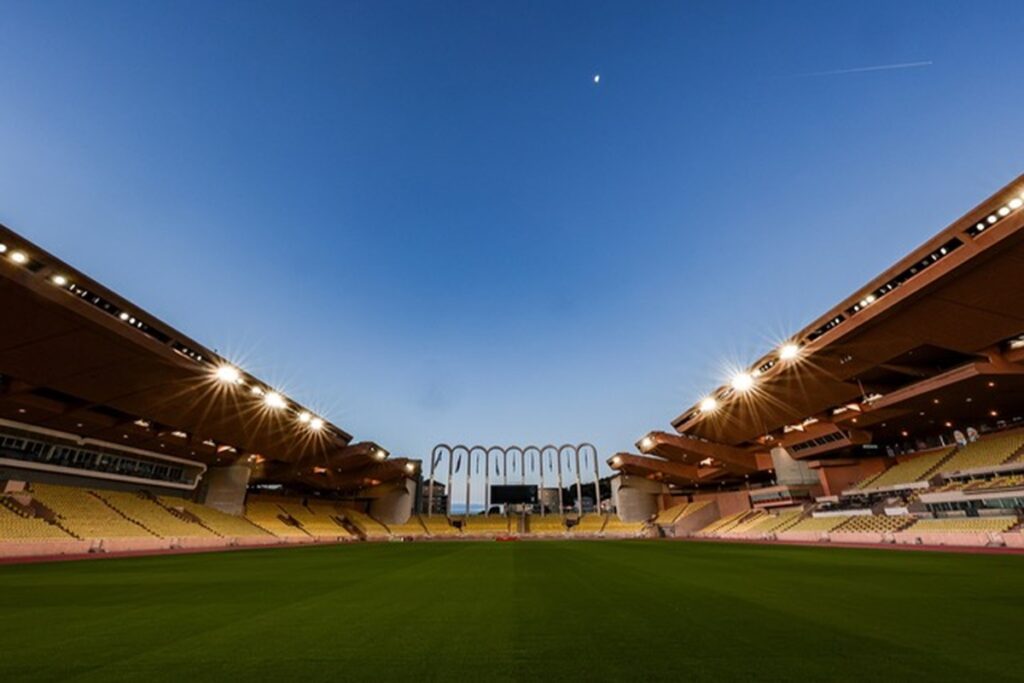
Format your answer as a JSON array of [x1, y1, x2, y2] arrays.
[[0, 224, 408, 491], [619, 174, 1024, 486]]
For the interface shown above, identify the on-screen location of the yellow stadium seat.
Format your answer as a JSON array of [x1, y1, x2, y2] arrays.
[[97, 490, 216, 539], [32, 484, 156, 539], [388, 516, 429, 538], [909, 517, 1017, 533], [159, 498, 270, 538], [785, 515, 852, 533], [337, 506, 391, 540], [527, 514, 568, 535], [601, 515, 647, 536], [421, 515, 461, 537], [570, 514, 606, 535], [245, 499, 311, 538], [462, 514, 511, 535], [0, 497, 70, 542], [939, 433, 1024, 474], [276, 500, 350, 539], [833, 515, 915, 534], [854, 448, 954, 490]]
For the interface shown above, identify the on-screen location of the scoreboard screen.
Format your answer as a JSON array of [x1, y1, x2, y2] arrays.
[[490, 485, 538, 504]]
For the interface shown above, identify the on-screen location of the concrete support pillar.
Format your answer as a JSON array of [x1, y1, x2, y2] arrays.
[[369, 478, 416, 525], [770, 447, 818, 486], [610, 474, 663, 522], [200, 465, 251, 515]]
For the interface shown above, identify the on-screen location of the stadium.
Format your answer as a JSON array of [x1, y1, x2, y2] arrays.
[[2, 177, 1023, 679], [3, 4, 1024, 682]]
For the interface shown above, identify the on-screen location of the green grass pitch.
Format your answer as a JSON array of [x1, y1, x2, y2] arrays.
[[1, 540, 1021, 681]]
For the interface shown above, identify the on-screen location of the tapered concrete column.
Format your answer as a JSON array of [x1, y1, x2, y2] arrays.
[[369, 478, 416, 525], [770, 447, 818, 486], [200, 465, 251, 515], [611, 474, 662, 522]]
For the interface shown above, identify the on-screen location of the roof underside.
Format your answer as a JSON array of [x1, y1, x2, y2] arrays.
[[620, 174, 1024, 484], [0, 223, 403, 491]]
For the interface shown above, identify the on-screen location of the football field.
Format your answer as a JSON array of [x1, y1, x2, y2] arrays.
[[1, 540, 1020, 681]]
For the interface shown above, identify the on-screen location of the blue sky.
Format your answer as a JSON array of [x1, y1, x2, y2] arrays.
[[1, 1, 1021, 478]]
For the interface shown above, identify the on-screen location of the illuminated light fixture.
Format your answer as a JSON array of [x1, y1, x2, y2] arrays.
[[214, 365, 241, 383], [251, 385, 265, 397], [404, 462, 416, 473], [640, 436, 654, 451], [699, 396, 718, 413], [309, 417, 324, 431], [119, 312, 130, 321], [298, 411, 311, 423], [263, 391, 286, 409], [51, 274, 68, 286], [1010, 198, 1023, 210], [9, 251, 28, 264], [374, 448, 387, 460], [611, 455, 622, 466], [944, 421, 953, 428], [0, 244, 6, 253], [990, 410, 999, 417], [731, 372, 754, 392], [998, 206, 1010, 217], [987, 214, 997, 224], [779, 343, 800, 361]]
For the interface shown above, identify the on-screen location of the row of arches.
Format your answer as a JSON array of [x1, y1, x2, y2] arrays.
[[427, 443, 601, 516]]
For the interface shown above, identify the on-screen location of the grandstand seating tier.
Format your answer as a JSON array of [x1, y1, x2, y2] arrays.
[[337, 506, 391, 540], [462, 515, 511, 534], [730, 510, 804, 536], [654, 502, 689, 526], [421, 516, 461, 536], [834, 515, 915, 534], [784, 515, 853, 533], [276, 501, 349, 538], [388, 516, 429, 538], [0, 498, 70, 541], [31, 484, 155, 539], [98, 490, 216, 539], [601, 515, 647, 535], [854, 448, 954, 490], [697, 511, 750, 536], [909, 517, 1017, 533], [244, 500, 311, 538], [939, 433, 1024, 474], [528, 515, 568, 534]]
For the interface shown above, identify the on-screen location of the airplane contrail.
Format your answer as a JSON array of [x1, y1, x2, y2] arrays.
[[789, 60, 933, 78]]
